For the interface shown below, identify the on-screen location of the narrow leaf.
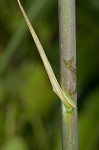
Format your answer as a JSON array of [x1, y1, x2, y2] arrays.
[[17, 0, 76, 110]]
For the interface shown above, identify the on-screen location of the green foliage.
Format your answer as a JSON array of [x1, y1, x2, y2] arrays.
[[79, 87, 99, 150], [0, 0, 99, 149], [19, 63, 56, 118], [1, 137, 28, 150]]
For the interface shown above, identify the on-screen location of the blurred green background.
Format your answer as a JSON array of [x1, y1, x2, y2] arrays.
[[0, 0, 99, 149]]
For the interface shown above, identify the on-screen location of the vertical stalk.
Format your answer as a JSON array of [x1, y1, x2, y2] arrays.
[[58, 0, 78, 150]]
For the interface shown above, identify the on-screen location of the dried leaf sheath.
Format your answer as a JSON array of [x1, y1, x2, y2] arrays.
[[17, 0, 76, 110]]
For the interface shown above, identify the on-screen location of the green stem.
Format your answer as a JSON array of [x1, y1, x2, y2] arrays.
[[59, 0, 78, 149], [62, 106, 78, 150]]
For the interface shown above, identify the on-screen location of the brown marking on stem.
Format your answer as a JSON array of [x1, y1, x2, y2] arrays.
[[63, 58, 76, 96], [67, 88, 77, 97], [63, 58, 76, 81]]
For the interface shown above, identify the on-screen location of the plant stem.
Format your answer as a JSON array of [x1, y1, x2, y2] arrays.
[[58, 0, 78, 149]]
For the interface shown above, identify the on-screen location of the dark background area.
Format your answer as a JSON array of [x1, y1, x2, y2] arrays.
[[0, 0, 99, 149]]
